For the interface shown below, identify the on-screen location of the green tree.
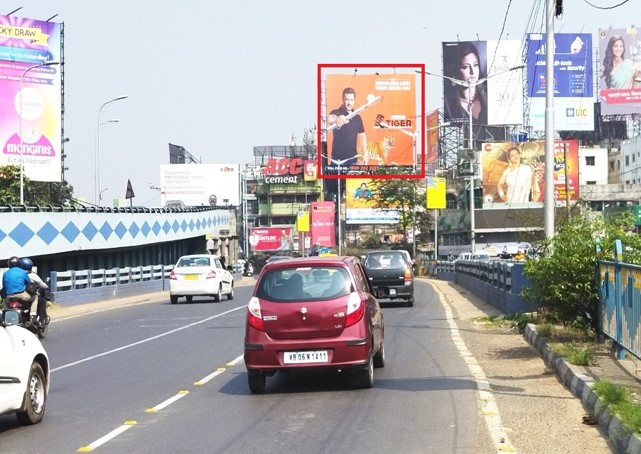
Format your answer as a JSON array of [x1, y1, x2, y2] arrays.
[[522, 211, 641, 331], [0, 165, 74, 206], [369, 176, 424, 241]]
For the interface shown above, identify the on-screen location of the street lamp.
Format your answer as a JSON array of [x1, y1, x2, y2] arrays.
[[96, 119, 119, 205], [423, 66, 523, 254], [323, 156, 352, 256], [19, 60, 60, 205], [96, 95, 127, 205], [99, 187, 109, 206]]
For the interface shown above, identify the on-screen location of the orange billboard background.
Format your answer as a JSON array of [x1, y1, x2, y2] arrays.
[[426, 109, 440, 166], [324, 72, 418, 169]]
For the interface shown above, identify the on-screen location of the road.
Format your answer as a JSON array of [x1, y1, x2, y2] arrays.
[[0, 281, 503, 453]]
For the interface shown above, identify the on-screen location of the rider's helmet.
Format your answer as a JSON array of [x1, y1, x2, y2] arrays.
[[20, 257, 33, 272], [7, 256, 21, 268]]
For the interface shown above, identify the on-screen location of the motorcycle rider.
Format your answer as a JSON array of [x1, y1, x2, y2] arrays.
[[1, 256, 33, 307], [20, 257, 49, 327]]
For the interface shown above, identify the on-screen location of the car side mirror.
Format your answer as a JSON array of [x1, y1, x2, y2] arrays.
[[2, 310, 20, 326]]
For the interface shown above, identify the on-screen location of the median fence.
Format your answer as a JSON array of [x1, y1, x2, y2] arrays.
[[430, 259, 532, 315]]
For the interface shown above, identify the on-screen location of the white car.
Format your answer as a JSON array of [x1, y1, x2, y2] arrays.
[[0, 310, 50, 425], [169, 254, 235, 304]]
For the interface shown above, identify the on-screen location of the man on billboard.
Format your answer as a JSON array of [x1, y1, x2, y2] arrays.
[[354, 182, 373, 199], [327, 87, 367, 167]]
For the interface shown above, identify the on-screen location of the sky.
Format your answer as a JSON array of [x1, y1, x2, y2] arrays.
[[9, 0, 639, 206]]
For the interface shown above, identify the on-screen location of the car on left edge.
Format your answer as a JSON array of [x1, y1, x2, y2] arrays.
[[169, 254, 235, 304], [244, 255, 385, 394], [0, 310, 50, 425]]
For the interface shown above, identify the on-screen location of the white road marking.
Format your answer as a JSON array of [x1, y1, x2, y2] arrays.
[[52, 306, 245, 372], [194, 368, 226, 385], [226, 354, 244, 366], [145, 391, 189, 412], [78, 420, 136, 451], [430, 283, 517, 453]]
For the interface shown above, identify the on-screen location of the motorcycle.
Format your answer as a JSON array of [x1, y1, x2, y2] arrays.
[[3, 288, 50, 339], [243, 263, 253, 277]]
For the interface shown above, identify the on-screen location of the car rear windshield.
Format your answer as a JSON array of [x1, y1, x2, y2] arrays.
[[177, 257, 210, 267], [364, 252, 407, 270], [256, 266, 351, 302]]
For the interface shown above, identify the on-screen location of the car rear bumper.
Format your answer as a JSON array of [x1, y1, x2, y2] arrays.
[[244, 336, 371, 372], [169, 280, 219, 296], [372, 282, 414, 299]]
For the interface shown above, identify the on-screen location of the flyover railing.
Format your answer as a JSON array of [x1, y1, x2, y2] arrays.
[[429, 259, 532, 315]]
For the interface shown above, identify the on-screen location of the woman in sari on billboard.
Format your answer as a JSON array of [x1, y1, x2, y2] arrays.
[[443, 41, 488, 126], [496, 147, 541, 204], [600, 35, 641, 89]]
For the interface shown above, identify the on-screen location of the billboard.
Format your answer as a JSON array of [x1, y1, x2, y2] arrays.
[[310, 201, 335, 247], [598, 27, 641, 115], [481, 139, 579, 208], [344, 178, 400, 225], [527, 33, 594, 131], [319, 64, 424, 178], [160, 164, 240, 207], [442, 40, 523, 127], [426, 177, 446, 209], [0, 15, 62, 182], [425, 109, 440, 167], [250, 227, 295, 252]]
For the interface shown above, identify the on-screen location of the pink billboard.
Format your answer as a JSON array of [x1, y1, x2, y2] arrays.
[[250, 227, 295, 252], [310, 201, 335, 247], [598, 27, 641, 115], [0, 15, 62, 182]]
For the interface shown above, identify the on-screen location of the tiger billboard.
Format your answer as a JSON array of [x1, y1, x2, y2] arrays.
[[319, 64, 424, 179]]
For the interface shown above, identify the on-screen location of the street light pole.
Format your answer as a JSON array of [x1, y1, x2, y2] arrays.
[[19, 61, 60, 205], [96, 95, 128, 205], [96, 119, 119, 205], [467, 80, 476, 254]]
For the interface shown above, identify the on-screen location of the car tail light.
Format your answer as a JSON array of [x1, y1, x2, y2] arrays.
[[404, 268, 412, 284], [169, 270, 176, 280], [8, 300, 21, 310], [345, 292, 365, 327], [247, 297, 264, 331], [206, 270, 217, 279]]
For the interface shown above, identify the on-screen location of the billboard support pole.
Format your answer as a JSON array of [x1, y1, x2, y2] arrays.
[[544, 0, 556, 239], [468, 81, 476, 254]]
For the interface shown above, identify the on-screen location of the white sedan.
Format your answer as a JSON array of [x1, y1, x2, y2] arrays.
[[0, 310, 50, 425], [169, 254, 235, 304]]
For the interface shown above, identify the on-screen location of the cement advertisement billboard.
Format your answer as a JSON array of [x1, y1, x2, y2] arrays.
[[527, 33, 594, 131], [160, 164, 240, 207], [481, 139, 579, 208], [320, 65, 423, 178], [442, 40, 523, 127], [598, 27, 641, 115], [0, 15, 62, 182]]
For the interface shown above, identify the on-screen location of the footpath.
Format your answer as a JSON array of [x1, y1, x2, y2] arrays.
[[47, 275, 641, 453]]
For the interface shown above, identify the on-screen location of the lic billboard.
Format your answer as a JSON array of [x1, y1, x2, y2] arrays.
[[526, 33, 594, 131]]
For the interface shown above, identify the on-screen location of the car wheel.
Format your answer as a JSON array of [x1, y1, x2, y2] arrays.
[[213, 285, 222, 302], [170, 295, 178, 304], [186, 296, 193, 303], [357, 355, 374, 389], [16, 362, 47, 425], [247, 370, 266, 394], [227, 284, 234, 300], [373, 340, 386, 368]]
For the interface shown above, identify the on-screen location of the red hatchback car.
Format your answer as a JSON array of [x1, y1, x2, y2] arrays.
[[244, 256, 385, 394]]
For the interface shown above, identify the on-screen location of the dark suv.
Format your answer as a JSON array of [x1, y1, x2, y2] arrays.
[[362, 250, 415, 306]]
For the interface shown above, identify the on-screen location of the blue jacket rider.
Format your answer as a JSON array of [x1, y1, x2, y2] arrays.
[[2, 256, 33, 303]]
